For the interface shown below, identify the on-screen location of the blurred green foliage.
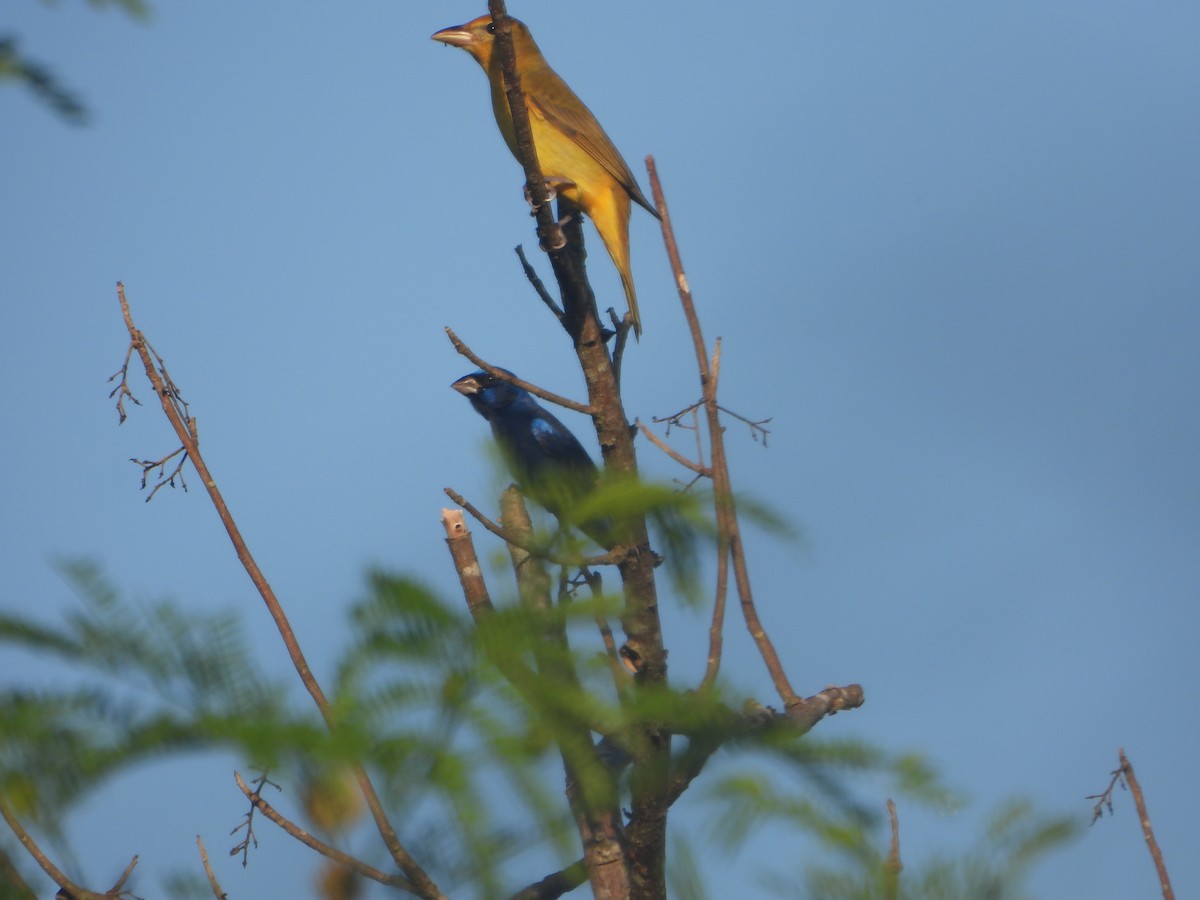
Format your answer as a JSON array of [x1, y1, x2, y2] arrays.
[[0, 561, 1077, 897]]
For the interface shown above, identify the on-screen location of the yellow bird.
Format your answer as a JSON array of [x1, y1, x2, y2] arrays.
[[432, 14, 659, 338]]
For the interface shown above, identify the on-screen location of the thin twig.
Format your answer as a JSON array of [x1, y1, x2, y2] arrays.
[[195, 836, 226, 900], [112, 284, 445, 900], [606, 307, 631, 389], [635, 420, 709, 476], [130, 446, 189, 501], [444, 486, 624, 568], [107, 342, 142, 424], [230, 770, 275, 867], [717, 404, 772, 445], [444, 327, 595, 415], [650, 404, 710, 473], [234, 772, 415, 893], [581, 566, 625, 682], [1090, 750, 1175, 900], [515, 245, 564, 321], [653, 400, 703, 425], [109, 855, 140, 896], [699, 526, 730, 692]]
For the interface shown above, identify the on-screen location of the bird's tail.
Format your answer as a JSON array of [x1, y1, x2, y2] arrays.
[[620, 269, 643, 341]]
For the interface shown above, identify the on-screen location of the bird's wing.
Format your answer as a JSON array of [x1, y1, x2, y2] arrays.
[[527, 92, 658, 217], [529, 415, 596, 473]]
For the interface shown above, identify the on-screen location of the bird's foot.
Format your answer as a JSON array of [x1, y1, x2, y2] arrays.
[[524, 176, 576, 211], [539, 224, 569, 252]]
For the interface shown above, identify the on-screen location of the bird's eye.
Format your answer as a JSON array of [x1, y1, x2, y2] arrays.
[[486, 22, 496, 34]]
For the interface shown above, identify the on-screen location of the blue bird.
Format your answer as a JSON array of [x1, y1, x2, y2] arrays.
[[452, 369, 612, 547]]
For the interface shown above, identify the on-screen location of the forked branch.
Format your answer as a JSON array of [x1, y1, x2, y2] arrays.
[[234, 772, 415, 892], [1087, 748, 1174, 900]]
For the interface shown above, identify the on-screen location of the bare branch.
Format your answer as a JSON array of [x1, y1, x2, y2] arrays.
[[1087, 764, 1123, 824], [650, 405, 710, 475], [441, 508, 494, 617], [515, 244, 565, 321], [635, 420, 708, 476], [653, 401, 703, 427], [647, 160, 804, 710], [1119, 749, 1174, 900], [234, 772, 415, 893], [444, 327, 595, 415], [195, 836, 226, 900], [699, 531, 730, 693], [444, 486, 624, 568], [784, 683, 865, 732], [130, 446, 189, 501], [580, 566, 626, 688], [107, 342, 142, 424], [112, 284, 444, 899], [606, 307, 632, 387], [883, 799, 902, 900], [1088, 750, 1174, 900], [108, 856, 139, 896], [717, 404, 772, 446], [230, 769, 276, 867]]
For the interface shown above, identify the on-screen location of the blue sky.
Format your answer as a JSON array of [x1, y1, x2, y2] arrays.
[[3, 1, 1198, 897]]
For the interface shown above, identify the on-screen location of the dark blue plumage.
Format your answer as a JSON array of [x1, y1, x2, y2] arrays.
[[452, 369, 611, 545]]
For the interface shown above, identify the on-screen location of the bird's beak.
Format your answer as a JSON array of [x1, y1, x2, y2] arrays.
[[451, 375, 480, 396], [431, 25, 472, 48]]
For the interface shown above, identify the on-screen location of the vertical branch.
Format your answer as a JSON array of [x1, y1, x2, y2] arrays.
[[443, 504, 633, 897], [500, 489, 632, 900], [484, 6, 670, 895], [486, 0, 559, 255], [699, 513, 730, 692], [645, 160, 801, 711], [488, 0, 595, 326], [1119, 749, 1175, 900], [883, 799, 902, 900], [112, 285, 445, 900]]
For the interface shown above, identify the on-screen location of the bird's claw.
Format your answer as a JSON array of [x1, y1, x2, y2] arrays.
[[524, 176, 576, 211], [539, 227, 568, 252]]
